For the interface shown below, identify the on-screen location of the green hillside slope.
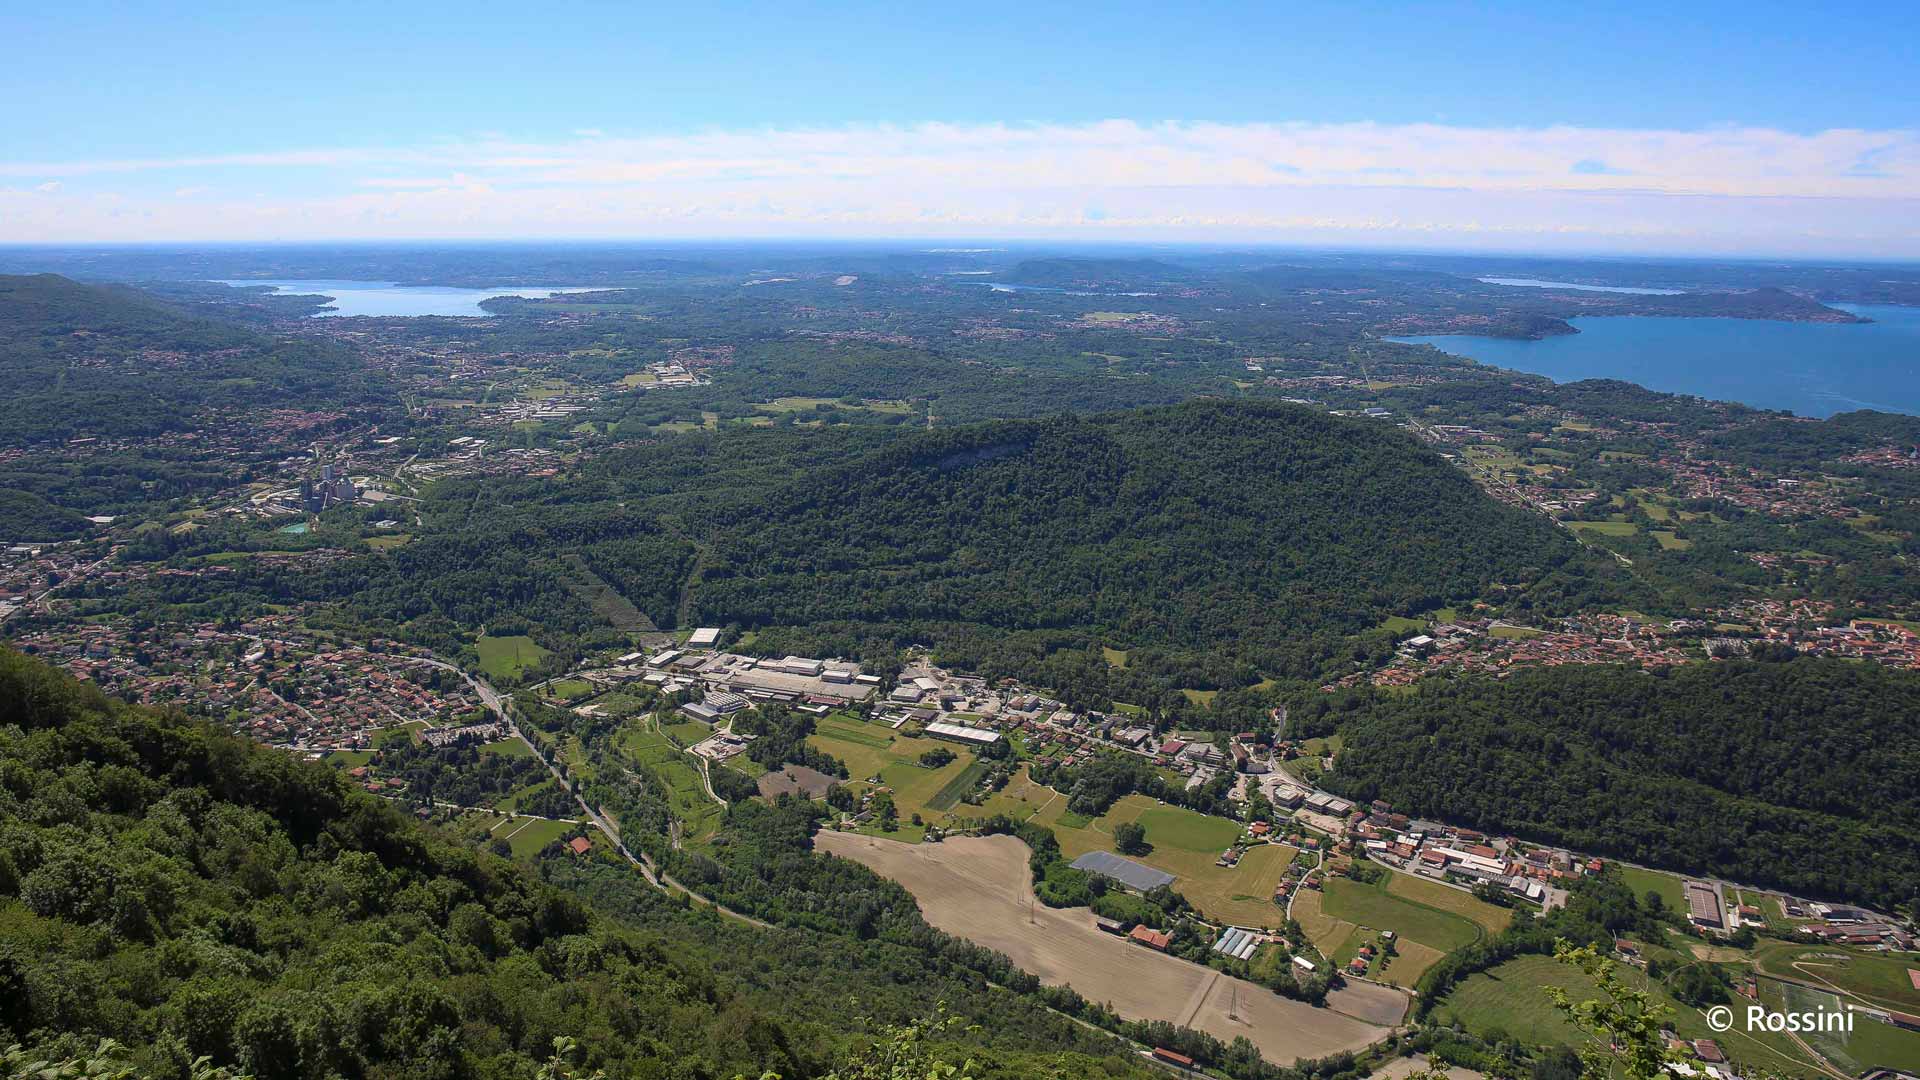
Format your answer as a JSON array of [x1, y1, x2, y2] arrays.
[[691, 400, 1617, 677], [1316, 657, 1920, 906], [0, 648, 1154, 1080]]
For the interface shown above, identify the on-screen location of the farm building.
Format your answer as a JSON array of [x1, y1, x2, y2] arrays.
[[1128, 925, 1171, 951], [1684, 881, 1725, 930], [1070, 850, 1176, 893], [1211, 926, 1261, 961], [924, 720, 1000, 747], [1151, 1048, 1195, 1070]]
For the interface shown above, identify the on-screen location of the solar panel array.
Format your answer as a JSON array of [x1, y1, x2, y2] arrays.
[[1068, 850, 1176, 892]]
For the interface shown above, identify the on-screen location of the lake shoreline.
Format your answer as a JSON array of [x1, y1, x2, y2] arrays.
[[1390, 304, 1920, 418]]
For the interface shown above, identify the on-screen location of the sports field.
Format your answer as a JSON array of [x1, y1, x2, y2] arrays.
[[816, 832, 1402, 1061]]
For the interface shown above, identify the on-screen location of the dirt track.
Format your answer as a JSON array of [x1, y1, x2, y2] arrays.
[[815, 831, 1406, 1062]]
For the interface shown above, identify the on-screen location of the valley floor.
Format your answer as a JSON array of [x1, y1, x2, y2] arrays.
[[814, 831, 1407, 1061]]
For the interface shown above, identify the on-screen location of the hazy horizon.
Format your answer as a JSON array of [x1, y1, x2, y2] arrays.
[[5, 2, 1917, 256]]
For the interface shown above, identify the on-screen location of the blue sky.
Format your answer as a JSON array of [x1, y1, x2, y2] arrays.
[[3, 1, 1917, 253]]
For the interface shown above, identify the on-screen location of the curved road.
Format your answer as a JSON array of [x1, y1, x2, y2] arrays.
[[404, 655, 768, 927]]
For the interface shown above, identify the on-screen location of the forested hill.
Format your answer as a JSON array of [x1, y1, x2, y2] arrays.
[[0, 273, 250, 350], [1314, 657, 1920, 907], [0, 648, 1155, 1079], [0, 273, 384, 445], [691, 400, 1619, 680]]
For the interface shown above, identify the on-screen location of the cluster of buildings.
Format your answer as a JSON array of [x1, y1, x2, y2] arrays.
[[1341, 597, 1920, 692], [10, 613, 488, 749], [1788, 903, 1917, 950], [0, 539, 110, 622], [558, 639, 880, 723], [1349, 615, 1697, 689], [298, 461, 359, 513], [1654, 451, 1858, 520]]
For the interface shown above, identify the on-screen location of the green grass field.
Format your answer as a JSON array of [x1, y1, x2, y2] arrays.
[[808, 718, 956, 785], [1615, 865, 1688, 914], [806, 716, 982, 829], [879, 758, 978, 820], [814, 714, 894, 749], [945, 766, 1059, 824], [476, 635, 550, 681], [622, 726, 724, 842], [1771, 980, 1920, 1073], [1134, 804, 1242, 852], [501, 818, 572, 858], [1027, 793, 1302, 926], [1321, 876, 1483, 952], [479, 739, 534, 760], [1755, 943, 1920, 1013], [1384, 871, 1514, 934], [662, 719, 714, 746], [722, 753, 770, 778], [926, 760, 990, 812], [1567, 520, 1640, 537], [544, 678, 596, 700], [493, 778, 555, 812], [1440, 955, 1822, 1074], [1378, 615, 1427, 635]]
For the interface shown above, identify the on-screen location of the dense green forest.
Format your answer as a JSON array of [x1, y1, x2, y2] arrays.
[[93, 400, 1624, 698], [0, 647, 1172, 1080], [0, 488, 91, 541], [687, 400, 1622, 681], [1315, 657, 1920, 907]]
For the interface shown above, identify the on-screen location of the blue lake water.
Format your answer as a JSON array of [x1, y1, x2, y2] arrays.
[[218, 279, 600, 317], [1390, 304, 1920, 418], [1478, 277, 1685, 295], [966, 281, 1157, 297]]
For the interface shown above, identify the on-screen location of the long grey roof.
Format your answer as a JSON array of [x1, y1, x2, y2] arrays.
[[1069, 850, 1176, 892]]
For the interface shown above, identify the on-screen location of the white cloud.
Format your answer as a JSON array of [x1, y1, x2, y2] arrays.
[[3, 120, 1917, 252]]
